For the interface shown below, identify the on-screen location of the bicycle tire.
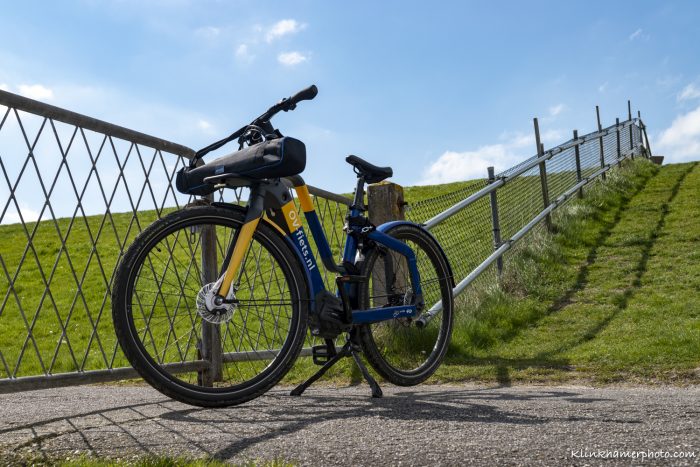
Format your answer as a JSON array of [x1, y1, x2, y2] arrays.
[[112, 205, 308, 407], [358, 223, 454, 386]]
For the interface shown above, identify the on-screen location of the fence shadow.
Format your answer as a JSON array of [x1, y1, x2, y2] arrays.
[[1, 385, 630, 462]]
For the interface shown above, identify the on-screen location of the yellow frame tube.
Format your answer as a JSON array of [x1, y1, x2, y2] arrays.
[[294, 185, 315, 213], [217, 217, 261, 296]]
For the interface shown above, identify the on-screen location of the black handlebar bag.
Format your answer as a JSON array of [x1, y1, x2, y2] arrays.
[[176, 137, 306, 196]]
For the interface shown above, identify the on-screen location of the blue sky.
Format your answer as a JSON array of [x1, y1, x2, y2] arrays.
[[1, 0, 700, 221]]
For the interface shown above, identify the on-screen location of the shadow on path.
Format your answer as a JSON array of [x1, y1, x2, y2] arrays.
[[0, 385, 630, 462]]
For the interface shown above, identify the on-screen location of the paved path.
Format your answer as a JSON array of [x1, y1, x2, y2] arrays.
[[1, 384, 698, 466]]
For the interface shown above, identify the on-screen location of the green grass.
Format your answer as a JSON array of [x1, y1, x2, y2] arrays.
[[0, 209, 168, 376], [1, 158, 698, 385], [433, 159, 700, 384]]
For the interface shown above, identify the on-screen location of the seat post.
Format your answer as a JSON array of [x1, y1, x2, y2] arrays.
[[352, 176, 366, 211]]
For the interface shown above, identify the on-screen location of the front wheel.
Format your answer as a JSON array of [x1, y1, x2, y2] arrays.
[[112, 205, 309, 407], [358, 223, 454, 386]]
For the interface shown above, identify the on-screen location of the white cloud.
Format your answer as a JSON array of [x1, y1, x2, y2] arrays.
[[0, 83, 8, 91], [629, 28, 643, 41], [18, 84, 54, 100], [628, 28, 649, 41], [235, 44, 248, 57], [598, 82, 608, 93], [542, 129, 565, 142], [549, 104, 565, 117], [419, 134, 531, 185], [197, 119, 217, 135], [498, 131, 532, 148], [677, 83, 700, 102], [278, 51, 308, 66], [266, 19, 305, 43], [194, 26, 221, 39], [2, 204, 40, 225], [419, 149, 499, 185], [657, 105, 700, 163], [419, 126, 569, 185], [235, 43, 254, 62]]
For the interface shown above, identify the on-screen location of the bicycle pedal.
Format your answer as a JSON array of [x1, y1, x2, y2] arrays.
[[311, 344, 336, 365]]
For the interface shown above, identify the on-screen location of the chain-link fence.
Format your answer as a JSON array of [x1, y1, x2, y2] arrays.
[[0, 90, 351, 391], [407, 112, 650, 310]]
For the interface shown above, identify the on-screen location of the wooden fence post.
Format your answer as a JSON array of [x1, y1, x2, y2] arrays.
[[533, 118, 552, 231], [368, 182, 405, 224], [616, 117, 622, 164], [573, 129, 583, 198], [640, 113, 653, 158], [628, 100, 635, 160], [596, 105, 606, 180], [637, 110, 646, 157], [200, 194, 222, 386], [367, 182, 406, 306], [487, 166, 503, 276]]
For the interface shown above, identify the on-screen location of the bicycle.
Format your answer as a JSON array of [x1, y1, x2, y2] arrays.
[[111, 85, 455, 407]]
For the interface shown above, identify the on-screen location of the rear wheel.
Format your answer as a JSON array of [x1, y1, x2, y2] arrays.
[[112, 205, 308, 407], [358, 224, 454, 386]]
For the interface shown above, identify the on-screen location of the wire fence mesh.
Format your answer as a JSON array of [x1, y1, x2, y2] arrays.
[[0, 88, 648, 391], [405, 118, 647, 303]]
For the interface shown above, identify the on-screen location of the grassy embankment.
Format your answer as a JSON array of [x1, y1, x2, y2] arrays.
[[432, 159, 700, 384]]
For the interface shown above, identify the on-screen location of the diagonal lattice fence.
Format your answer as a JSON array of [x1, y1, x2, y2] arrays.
[[0, 90, 351, 390]]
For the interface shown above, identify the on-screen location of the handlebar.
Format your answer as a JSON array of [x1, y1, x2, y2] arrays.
[[289, 84, 319, 107], [263, 84, 318, 120], [191, 84, 318, 165]]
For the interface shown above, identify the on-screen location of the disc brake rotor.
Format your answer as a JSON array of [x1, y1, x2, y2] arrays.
[[196, 282, 236, 324]]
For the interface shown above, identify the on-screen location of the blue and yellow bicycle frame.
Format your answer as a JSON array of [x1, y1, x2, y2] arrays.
[[214, 177, 423, 325]]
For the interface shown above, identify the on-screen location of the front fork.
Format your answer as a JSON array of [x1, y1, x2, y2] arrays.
[[213, 181, 275, 301], [213, 179, 318, 302], [215, 216, 260, 300]]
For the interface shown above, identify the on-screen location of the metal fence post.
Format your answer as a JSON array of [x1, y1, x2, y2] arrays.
[[487, 167, 503, 276], [573, 129, 583, 199], [596, 105, 606, 180], [628, 100, 635, 160], [200, 195, 222, 386], [638, 110, 644, 157], [616, 117, 622, 164], [533, 118, 552, 231], [368, 182, 406, 305], [640, 111, 653, 158]]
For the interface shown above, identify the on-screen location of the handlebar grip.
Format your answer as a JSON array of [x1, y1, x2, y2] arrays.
[[289, 84, 318, 105]]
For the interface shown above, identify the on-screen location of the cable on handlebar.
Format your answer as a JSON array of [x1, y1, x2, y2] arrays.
[[190, 84, 317, 168]]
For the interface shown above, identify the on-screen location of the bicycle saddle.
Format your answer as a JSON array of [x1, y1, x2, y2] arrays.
[[345, 155, 393, 183]]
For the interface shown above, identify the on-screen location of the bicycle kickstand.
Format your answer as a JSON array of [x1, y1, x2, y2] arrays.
[[349, 344, 383, 398], [290, 331, 383, 398]]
